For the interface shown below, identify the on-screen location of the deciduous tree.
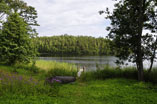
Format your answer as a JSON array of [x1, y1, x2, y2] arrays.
[[101, 0, 157, 81], [0, 0, 38, 37]]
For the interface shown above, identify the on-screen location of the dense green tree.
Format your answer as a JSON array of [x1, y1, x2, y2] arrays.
[[0, 1, 9, 22], [33, 35, 113, 56], [0, 13, 36, 65], [101, 0, 157, 81], [0, 0, 38, 37]]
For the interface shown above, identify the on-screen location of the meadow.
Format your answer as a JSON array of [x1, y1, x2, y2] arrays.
[[0, 60, 157, 104]]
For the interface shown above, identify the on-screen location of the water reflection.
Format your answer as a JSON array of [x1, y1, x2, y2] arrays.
[[38, 56, 157, 70]]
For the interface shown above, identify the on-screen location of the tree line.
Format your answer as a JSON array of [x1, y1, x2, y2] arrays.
[[0, 0, 156, 82], [34, 35, 114, 56]]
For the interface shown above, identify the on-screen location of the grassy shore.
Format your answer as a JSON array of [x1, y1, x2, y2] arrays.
[[0, 78, 157, 104], [35, 60, 77, 72], [80, 66, 157, 83], [0, 60, 157, 104]]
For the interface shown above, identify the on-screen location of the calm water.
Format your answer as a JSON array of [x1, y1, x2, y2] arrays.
[[38, 56, 157, 71]]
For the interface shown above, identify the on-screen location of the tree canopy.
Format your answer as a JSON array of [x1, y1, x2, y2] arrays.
[[102, 0, 157, 80], [34, 35, 114, 56], [0, 13, 36, 65], [0, 0, 38, 65], [0, 0, 38, 36]]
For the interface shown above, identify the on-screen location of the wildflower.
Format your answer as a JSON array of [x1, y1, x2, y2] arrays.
[[52, 78, 62, 83], [12, 75, 16, 79], [33, 81, 38, 85], [19, 76, 23, 81]]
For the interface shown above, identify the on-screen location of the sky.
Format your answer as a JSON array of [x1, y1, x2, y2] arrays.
[[24, 0, 116, 37]]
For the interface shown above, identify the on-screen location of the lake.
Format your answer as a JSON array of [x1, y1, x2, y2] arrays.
[[38, 56, 157, 71]]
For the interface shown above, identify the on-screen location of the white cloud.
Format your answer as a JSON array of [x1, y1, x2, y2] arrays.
[[24, 0, 116, 37]]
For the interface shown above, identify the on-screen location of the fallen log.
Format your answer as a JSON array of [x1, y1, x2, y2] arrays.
[[46, 76, 76, 84]]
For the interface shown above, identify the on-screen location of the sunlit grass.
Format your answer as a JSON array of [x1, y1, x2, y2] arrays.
[[35, 60, 78, 77], [35, 60, 77, 71], [0, 62, 157, 104], [0, 78, 157, 104]]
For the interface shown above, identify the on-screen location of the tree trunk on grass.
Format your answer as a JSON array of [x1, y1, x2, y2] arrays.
[[137, 0, 145, 81]]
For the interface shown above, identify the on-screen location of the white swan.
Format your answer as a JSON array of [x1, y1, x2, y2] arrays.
[[77, 68, 83, 77]]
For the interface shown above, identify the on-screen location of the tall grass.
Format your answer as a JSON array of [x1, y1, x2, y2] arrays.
[[144, 68, 157, 84], [0, 60, 78, 97], [80, 65, 157, 84], [0, 70, 57, 96], [0, 60, 78, 81], [35, 60, 76, 71], [1, 60, 78, 78], [80, 66, 135, 81], [36, 60, 78, 77]]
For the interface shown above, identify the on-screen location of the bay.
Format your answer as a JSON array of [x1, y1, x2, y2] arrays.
[[38, 56, 157, 71]]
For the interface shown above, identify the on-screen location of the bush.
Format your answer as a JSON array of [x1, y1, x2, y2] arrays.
[[13, 62, 39, 73]]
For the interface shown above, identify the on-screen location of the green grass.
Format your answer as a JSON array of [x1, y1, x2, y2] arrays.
[[35, 60, 78, 77], [35, 60, 77, 72], [0, 70, 57, 97], [57, 79, 157, 104], [80, 66, 137, 81], [0, 60, 78, 79], [0, 79, 157, 104], [80, 65, 157, 83], [0, 61, 157, 104]]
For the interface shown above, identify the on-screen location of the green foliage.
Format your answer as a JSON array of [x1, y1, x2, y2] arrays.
[[0, 13, 36, 65], [39, 61, 78, 77], [144, 68, 157, 84], [0, 62, 157, 104], [104, 0, 157, 61], [102, 0, 157, 80], [80, 66, 157, 84], [13, 63, 40, 74], [0, 0, 39, 36], [0, 79, 157, 104], [35, 60, 77, 71], [55, 79, 157, 104], [0, 60, 78, 79], [34, 35, 114, 56], [80, 66, 137, 81], [0, 1, 9, 22]]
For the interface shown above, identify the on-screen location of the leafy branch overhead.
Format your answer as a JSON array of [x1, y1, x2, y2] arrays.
[[100, 0, 157, 81], [0, 0, 39, 36]]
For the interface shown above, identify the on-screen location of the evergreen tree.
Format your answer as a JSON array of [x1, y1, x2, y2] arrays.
[[33, 35, 113, 56], [0, 13, 36, 65]]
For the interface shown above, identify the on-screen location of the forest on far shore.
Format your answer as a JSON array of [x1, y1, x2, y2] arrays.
[[33, 35, 114, 56]]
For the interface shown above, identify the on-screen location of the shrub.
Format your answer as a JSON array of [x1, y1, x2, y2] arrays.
[[13, 62, 39, 73]]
